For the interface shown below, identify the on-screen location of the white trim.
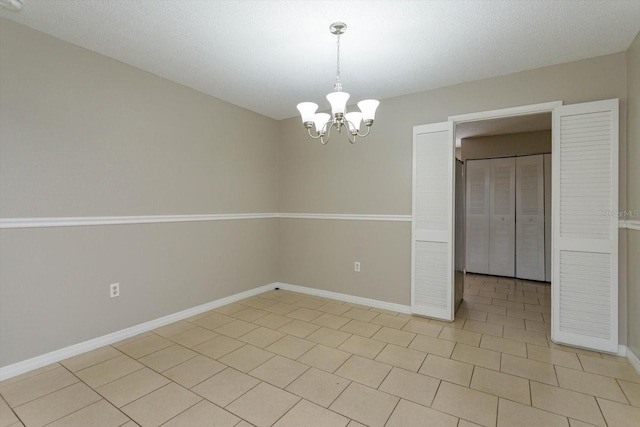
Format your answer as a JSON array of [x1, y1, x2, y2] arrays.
[[0, 213, 412, 229], [278, 213, 412, 222], [0, 283, 276, 381], [448, 101, 563, 123], [627, 346, 640, 375], [620, 219, 640, 231], [0, 213, 279, 229], [276, 282, 412, 314]]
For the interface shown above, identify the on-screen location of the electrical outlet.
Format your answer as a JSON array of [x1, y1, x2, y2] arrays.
[[354, 261, 360, 272], [110, 283, 120, 298]]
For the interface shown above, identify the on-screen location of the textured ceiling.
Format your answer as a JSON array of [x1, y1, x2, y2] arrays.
[[1, 1, 639, 120]]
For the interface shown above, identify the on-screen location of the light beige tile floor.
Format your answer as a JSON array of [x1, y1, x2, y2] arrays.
[[2, 274, 640, 426]]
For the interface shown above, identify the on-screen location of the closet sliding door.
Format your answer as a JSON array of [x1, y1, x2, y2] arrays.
[[516, 155, 545, 281], [489, 158, 516, 277], [465, 159, 490, 275]]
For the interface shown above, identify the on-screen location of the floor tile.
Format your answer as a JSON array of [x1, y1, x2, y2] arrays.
[[338, 334, 386, 359], [306, 327, 351, 348], [597, 397, 640, 427], [375, 344, 426, 372], [578, 355, 640, 382], [138, 344, 198, 372], [419, 354, 474, 386], [231, 307, 269, 322], [215, 302, 252, 314], [152, 320, 197, 338], [249, 355, 309, 388], [619, 379, 640, 406], [525, 319, 551, 334], [162, 355, 226, 388], [456, 308, 489, 322], [463, 319, 503, 337], [312, 313, 351, 329], [294, 297, 327, 310], [555, 366, 628, 403], [378, 367, 440, 407], [497, 398, 569, 427], [386, 399, 458, 427], [526, 344, 581, 370], [192, 334, 245, 359], [264, 302, 298, 315], [226, 382, 300, 427], [329, 382, 398, 427], [298, 344, 351, 373], [0, 397, 20, 427], [117, 334, 174, 359], [191, 368, 259, 407], [317, 302, 350, 316], [14, 382, 102, 427], [75, 354, 144, 388], [45, 400, 129, 427], [215, 319, 259, 338], [471, 303, 506, 316], [286, 367, 350, 408], [121, 382, 201, 427], [112, 332, 153, 348], [370, 313, 409, 329], [371, 326, 416, 347], [530, 381, 605, 427], [402, 319, 443, 337], [273, 399, 349, 427], [503, 326, 548, 346], [0, 365, 78, 407], [339, 319, 381, 338], [253, 313, 295, 330], [470, 366, 530, 405], [238, 327, 286, 348], [480, 335, 527, 357], [60, 346, 122, 372], [239, 296, 277, 310], [438, 327, 481, 347], [266, 335, 316, 359], [431, 381, 497, 427], [168, 326, 219, 348], [287, 307, 323, 322], [277, 320, 321, 338], [408, 334, 456, 358], [334, 355, 392, 388], [501, 354, 558, 385], [0, 364, 60, 387], [342, 307, 378, 322], [218, 345, 274, 372], [96, 367, 170, 407], [452, 343, 501, 371], [507, 308, 545, 322], [191, 312, 235, 330], [486, 313, 525, 329], [162, 400, 240, 427]]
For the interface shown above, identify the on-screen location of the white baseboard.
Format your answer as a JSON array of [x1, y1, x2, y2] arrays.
[[276, 282, 411, 314], [627, 347, 640, 375], [0, 283, 277, 381]]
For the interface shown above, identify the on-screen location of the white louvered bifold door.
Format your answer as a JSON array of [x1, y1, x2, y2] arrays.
[[412, 121, 455, 321], [552, 99, 619, 353], [465, 159, 491, 275], [516, 155, 545, 281], [489, 157, 516, 277]]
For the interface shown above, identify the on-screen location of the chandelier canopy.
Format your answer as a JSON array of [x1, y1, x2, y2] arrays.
[[296, 22, 379, 145]]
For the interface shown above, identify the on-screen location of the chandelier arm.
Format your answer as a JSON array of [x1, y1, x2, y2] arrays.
[[347, 130, 357, 144], [320, 120, 333, 144], [306, 127, 322, 140], [354, 126, 372, 138]]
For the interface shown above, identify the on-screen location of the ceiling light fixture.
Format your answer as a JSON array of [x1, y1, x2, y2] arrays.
[[296, 22, 379, 145]]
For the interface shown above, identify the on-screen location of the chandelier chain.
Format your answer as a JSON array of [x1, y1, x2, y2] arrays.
[[334, 33, 342, 92]]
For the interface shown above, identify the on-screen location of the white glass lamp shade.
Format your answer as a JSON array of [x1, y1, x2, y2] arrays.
[[326, 91, 350, 116], [296, 102, 318, 124], [357, 99, 380, 123], [312, 113, 331, 134], [345, 112, 362, 133]]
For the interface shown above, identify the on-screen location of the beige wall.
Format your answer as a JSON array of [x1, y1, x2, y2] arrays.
[[0, 19, 279, 366], [626, 31, 640, 359], [278, 51, 629, 345], [461, 130, 551, 161]]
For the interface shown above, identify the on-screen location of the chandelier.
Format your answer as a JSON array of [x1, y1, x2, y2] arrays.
[[296, 22, 379, 145]]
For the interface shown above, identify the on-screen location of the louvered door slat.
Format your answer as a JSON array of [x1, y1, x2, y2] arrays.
[[412, 122, 455, 321], [552, 99, 618, 353]]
